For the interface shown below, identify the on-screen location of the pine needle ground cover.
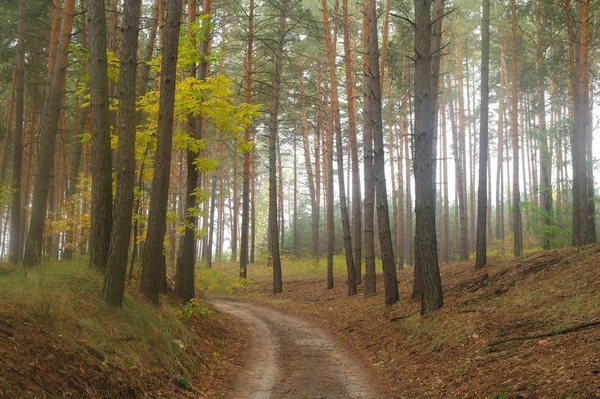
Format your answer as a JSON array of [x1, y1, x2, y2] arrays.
[[202, 247, 600, 398], [0, 261, 246, 398]]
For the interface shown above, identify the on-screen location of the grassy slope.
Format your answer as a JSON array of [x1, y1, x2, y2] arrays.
[[0, 261, 246, 398], [202, 248, 600, 399]]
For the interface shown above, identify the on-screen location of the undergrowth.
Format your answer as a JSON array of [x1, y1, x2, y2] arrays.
[[196, 254, 354, 296], [0, 260, 234, 397]]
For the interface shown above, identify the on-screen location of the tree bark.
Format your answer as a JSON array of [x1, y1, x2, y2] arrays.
[[510, 0, 523, 256], [103, 0, 142, 306], [9, 0, 26, 264], [321, 0, 356, 296], [364, 0, 398, 305], [342, 0, 362, 284], [140, 0, 182, 305], [475, 0, 489, 270], [88, 0, 113, 272], [299, 71, 319, 263], [240, 0, 254, 278], [268, 0, 289, 294], [23, 0, 75, 267], [454, 26, 469, 261], [362, 5, 376, 296], [413, 0, 443, 315]]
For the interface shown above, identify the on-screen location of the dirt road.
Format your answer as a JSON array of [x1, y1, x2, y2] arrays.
[[212, 299, 382, 399]]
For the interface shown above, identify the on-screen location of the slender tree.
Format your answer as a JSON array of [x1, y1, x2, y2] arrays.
[[102, 0, 142, 306], [268, 0, 290, 294], [87, 0, 113, 272], [510, 0, 523, 256], [413, 0, 443, 315], [8, 0, 26, 264], [342, 0, 362, 284], [321, 0, 356, 296], [23, 0, 76, 267], [240, 0, 254, 278], [140, 0, 182, 305], [362, 4, 376, 296], [475, 0, 490, 270], [364, 0, 398, 304]]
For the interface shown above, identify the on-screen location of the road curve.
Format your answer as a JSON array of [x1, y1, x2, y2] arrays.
[[212, 299, 382, 399]]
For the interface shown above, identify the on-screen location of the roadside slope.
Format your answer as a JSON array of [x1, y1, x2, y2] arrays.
[[216, 246, 600, 398], [0, 261, 246, 398]]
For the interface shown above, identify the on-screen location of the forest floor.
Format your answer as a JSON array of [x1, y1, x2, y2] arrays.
[[0, 261, 246, 398], [202, 244, 600, 399]]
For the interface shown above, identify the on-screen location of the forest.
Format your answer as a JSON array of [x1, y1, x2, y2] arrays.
[[0, 0, 599, 397]]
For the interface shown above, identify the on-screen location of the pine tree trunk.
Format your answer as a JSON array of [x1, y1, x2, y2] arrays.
[[268, 0, 289, 294], [240, 0, 254, 278], [140, 0, 182, 304], [23, 0, 75, 267], [103, 0, 142, 306], [299, 72, 319, 263], [342, 0, 362, 284], [8, 0, 26, 264], [321, 0, 356, 296], [496, 34, 505, 245], [475, 0, 490, 270], [362, 4, 376, 296], [454, 29, 469, 261], [365, 0, 398, 305], [510, 0, 523, 256], [413, 0, 443, 315], [88, 0, 113, 272]]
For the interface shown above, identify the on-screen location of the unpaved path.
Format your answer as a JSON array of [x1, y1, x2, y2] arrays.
[[212, 299, 382, 399]]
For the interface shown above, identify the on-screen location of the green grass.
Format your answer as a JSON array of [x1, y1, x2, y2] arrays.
[[196, 254, 359, 296], [0, 260, 221, 389]]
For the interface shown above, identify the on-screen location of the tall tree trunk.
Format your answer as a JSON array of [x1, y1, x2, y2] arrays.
[[405, 122, 414, 266], [321, 0, 356, 296], [569, 0, 593, 245], [140, 0, 182, 304], [454, 28, 469, 261], [414, 0, 443, 315], [299, 71, 319, 263], [535, 0, 552, 248], [88, 0, 113, 272], [397, 113, 405, 269], [268, 0, 289, 294], [324, 78, 334, 290], [342, 0, 362, 284], [362, 6, 376, 296], [240, 0, 254, 278], [277, 132, 284, 252], [175, 0, 201, 296], [315, 71, 322, 262], [365, 0, 398, 305], [387, 79, 398, 269], [103, 0, 142, 306], [9, 0, 26, 264], [496, 34, 505, 245], [23, 0, 75, 267], [510, 0, 523, 256], [475, 0, 490, 270], [441, 101, 450, 263]]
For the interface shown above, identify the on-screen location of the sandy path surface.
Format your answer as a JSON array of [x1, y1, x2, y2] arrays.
[[212, 299, 382, 399]]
